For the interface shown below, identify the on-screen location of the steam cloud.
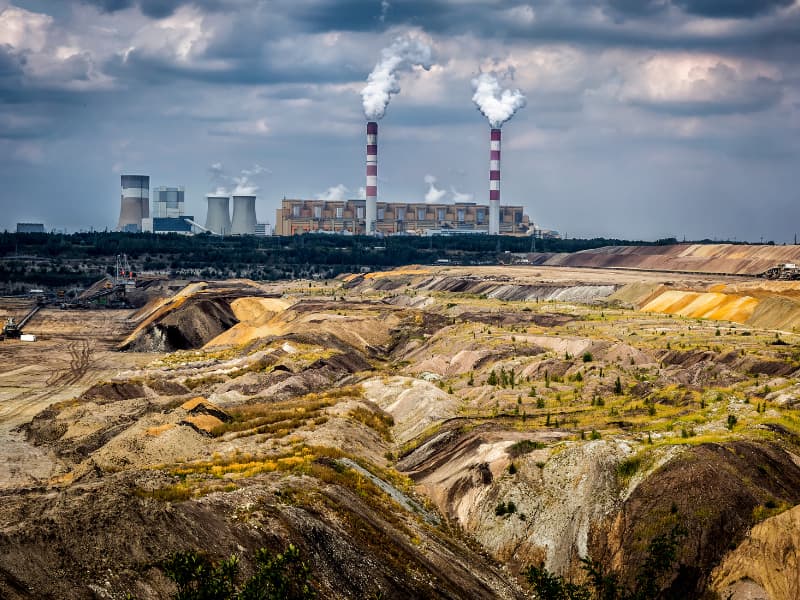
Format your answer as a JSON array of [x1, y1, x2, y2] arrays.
[[208, 163, 270, 196], [362, 35, 433, 121], [451, 187, 474, 203], [424, 174, 446, 203], [471, 73, 526, 128], [316, 184, 349, 201]]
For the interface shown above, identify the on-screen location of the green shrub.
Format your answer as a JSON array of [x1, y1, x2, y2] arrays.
[[160, 544, 315, 600]]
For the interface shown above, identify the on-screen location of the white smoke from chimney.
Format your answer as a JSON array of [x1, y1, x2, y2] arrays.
[[362, 35, 433, 121], [357, 186, 367, 200], [451, 187, 474, 203], [316, 184, 349, 201], [424, 174, 446, 203], [471, 72, 526, 128]]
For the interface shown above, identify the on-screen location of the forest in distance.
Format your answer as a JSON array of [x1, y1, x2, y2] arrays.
[[0, 231, 744, 289]]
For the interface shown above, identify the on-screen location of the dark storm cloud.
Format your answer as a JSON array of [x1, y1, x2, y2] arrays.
[[77, 0, 225, 18], [104, 47, 363, 86], [674, 0, 794, 18], [601, 0, 793, 19], [0, 44, 25, 79], [628, 85, 783, 116], [295, 0, 459, 33]]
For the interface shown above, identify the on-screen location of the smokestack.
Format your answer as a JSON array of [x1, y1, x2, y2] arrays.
[[366, 121, 378, 235], [489, 129, 501, 235], [205, 195, 231, 236], [118, 175, 149, 232], [231, 195, 257, 235]]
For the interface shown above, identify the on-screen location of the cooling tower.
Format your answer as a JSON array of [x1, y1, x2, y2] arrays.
[[489, 129, 501, 235], [205, 195, 231, 236], [365, 121, 378, 235], [118, 175, 149, 232], [231, 195, 257, 235]]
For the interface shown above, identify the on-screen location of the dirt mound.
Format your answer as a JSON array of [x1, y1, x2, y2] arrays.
[[122, 298, 238, 352], [641, 290, 758, 323], [711, 504, 800, 600], [362, 376, 459, 445], [399, 426, 623, 575], [79, 381, 147, 403], [591, 441, 800, 597], [204, 297, 292, 348], [0, 471, 524, 600], [543, 243, 800, 276], [747, 295, 800, 331]]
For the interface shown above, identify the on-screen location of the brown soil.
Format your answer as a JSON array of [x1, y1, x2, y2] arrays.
[[591, 441, 800, 597], [122, 297, 239, 352]]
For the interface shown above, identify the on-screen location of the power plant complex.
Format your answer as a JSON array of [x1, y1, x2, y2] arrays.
[[117, 115, 529, 238], [114, 49, 535, 238], [116, 177, 263, 236]]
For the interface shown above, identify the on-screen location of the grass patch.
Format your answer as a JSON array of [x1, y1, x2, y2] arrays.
[[184, 374, 226, 390], [347, 406, 394, 441], [508, 439, 545, 458], [752, 499, 790, 522]]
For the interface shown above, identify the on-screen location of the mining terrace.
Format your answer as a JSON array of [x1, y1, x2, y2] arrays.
[[1, 253, 800, 599]]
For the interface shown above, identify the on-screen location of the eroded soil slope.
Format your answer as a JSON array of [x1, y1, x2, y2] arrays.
[[2, 266, 800, 599]]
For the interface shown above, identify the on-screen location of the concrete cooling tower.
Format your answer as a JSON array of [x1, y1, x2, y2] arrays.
[[118, 175, 149, 232], [231, 195, 257, 235], [205, 195, 231, 236]]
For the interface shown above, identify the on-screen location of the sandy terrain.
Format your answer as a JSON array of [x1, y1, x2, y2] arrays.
[[0, 305, 155, 488]]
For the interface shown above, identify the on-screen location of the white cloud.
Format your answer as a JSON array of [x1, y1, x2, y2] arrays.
[[502, 5, 536, 25], [208, 118, 270, 137], [0, 6, 51, 52], [619, 53, 782, 114]]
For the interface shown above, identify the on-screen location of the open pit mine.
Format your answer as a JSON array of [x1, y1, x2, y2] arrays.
[[2, 252, 800, 599]]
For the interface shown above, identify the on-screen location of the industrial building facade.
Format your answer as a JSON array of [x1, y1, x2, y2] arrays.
[[275, 199, 530, 236]]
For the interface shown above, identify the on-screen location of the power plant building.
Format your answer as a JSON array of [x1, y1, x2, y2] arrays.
[[274, 199, 529, 236], [16, 223, 45, 233], [118, 175, 149, 232], [152, 186, 185, 218]]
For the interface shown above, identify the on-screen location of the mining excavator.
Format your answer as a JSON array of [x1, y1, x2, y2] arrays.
[[0, 304, 40, 340], [1, 317, 21, 339]]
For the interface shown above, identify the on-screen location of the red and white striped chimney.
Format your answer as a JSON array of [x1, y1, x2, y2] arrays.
[[489, 128, 501, 235], [365, 121, 378, 235]]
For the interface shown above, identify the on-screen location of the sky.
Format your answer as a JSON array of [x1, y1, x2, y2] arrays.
[[0, 0, 798, 241]]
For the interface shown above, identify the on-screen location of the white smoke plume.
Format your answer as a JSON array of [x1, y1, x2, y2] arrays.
[[424, 174, 446, 203], [471, 72, 526, 128], [451, 187, 474, 203], [208, 162, 270, 196], [362, 35, 432, 121], [316, 184, 349, 201]]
